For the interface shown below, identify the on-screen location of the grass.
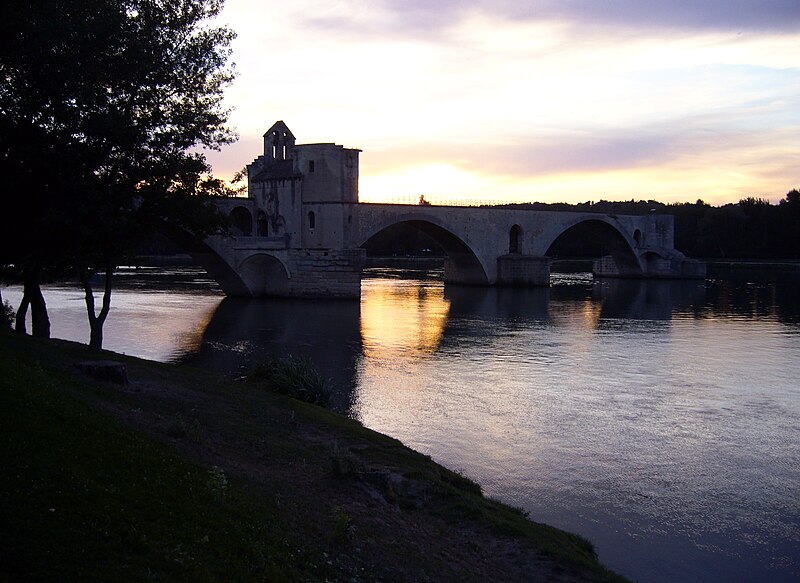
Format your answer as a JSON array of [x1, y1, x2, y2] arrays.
[[0, 339, 317, 582], [0, 332, 629, 582]]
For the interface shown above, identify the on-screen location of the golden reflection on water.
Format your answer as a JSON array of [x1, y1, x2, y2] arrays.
[[580, 300, 602, 329], [548, 299, 602, 330], [171, 300, 221, 357], [360, 278, 451, 361]]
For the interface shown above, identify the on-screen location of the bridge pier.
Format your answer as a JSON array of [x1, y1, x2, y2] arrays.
[[593, 253, 707, 279], [285, 249, 365, 298], [496, 254, 551, 286], [443, 252, 492, 285]]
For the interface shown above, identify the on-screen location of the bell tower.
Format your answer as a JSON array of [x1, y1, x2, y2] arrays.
[[263, 120, 295, 161]]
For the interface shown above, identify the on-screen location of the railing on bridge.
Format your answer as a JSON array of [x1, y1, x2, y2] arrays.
[[359, 195, 518, 207]]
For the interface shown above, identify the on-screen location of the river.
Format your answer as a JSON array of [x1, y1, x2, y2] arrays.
[[4, 265, 799, 583]]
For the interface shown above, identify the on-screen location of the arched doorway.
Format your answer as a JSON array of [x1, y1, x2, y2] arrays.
[[229, 206, 253, 236], [257, 211, 268, 236]]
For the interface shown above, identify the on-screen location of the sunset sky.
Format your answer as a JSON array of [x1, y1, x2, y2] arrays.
[[205, 0, 800, 205]]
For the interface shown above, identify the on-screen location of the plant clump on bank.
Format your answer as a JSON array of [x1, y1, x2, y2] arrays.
[[247, 354, 330, 406]]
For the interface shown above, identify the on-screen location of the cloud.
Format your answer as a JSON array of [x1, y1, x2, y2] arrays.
[[309, 0, 800, 37], [360, 122, 772, 178], [362, 133, 668, 177], [356, 112, 799, 203], [207, 0, 800, 205]]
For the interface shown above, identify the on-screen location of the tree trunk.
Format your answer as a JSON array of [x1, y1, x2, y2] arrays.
[[0, 288, 9, 331], [81, 267, 113, 352], [26, 276, 51, 339], [15, 292, 29, 334], [14, 274, 49, 337]]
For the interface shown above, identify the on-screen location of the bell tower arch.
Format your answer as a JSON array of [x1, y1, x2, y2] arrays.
[[263, 120, 296, 161]]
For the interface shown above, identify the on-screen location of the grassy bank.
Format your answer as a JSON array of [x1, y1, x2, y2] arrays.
[[0, 333, 627, 582]]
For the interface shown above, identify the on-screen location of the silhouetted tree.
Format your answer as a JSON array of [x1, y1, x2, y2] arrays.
[[778, 189, 800, 257], [1, 0, 236, 350], [0, 288, 13, 331]]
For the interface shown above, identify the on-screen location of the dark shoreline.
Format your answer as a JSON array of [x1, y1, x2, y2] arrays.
[[0, 332, 628, 582]]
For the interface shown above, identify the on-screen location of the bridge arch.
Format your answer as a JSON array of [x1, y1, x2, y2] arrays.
[[155, 228, 292, 297], [237, 253, 290, 297], [156, 227, 256, 296], [543, 217, 644, 276], [360, 217, 489, 284]]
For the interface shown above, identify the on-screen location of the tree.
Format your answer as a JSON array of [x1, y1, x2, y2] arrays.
[[778, 189, 800, 257], [1, 0, 236, 350], [0, 288, 13, 331]]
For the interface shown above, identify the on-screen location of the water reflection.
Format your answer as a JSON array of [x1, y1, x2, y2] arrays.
[[444, 285, 551, 324], [593, 278, 707, 321], [4, 265, 799, 583], [349, 270, 800, 583], [176, 296, 362, 412], [441, 278, 709, 330], [170, 300, 220, 356], [360, 278, 450, 360], [701, 264, 800, 325]]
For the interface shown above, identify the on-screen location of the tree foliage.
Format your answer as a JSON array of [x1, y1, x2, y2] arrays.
[[1, 0, 237, 349]]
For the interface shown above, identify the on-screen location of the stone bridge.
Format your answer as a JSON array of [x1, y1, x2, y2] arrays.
[[187, 121, 704, 298]]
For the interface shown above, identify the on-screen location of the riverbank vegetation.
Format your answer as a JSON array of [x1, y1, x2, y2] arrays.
[[0, 332, 626, 582], [247, 355, 331, 407]]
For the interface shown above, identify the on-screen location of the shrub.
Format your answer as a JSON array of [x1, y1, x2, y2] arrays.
[[206, 466, 229, 497], [1, 301, 14, 330], [330, 443, 365, 478], [328, 506, 353, 543], [166, 413, 201, 441], [248, 355, 330, 406]]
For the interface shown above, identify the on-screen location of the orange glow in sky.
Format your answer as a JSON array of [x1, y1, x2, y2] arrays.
[[205, 1, 800, 205]]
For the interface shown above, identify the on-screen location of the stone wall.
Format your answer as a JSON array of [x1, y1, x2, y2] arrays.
[[594, 254, 707, 279], [496, 254, 551, 286], [286, 248, 365, 298]]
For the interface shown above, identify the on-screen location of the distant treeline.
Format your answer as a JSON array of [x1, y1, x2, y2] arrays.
[[496, 189, 800, 260]]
